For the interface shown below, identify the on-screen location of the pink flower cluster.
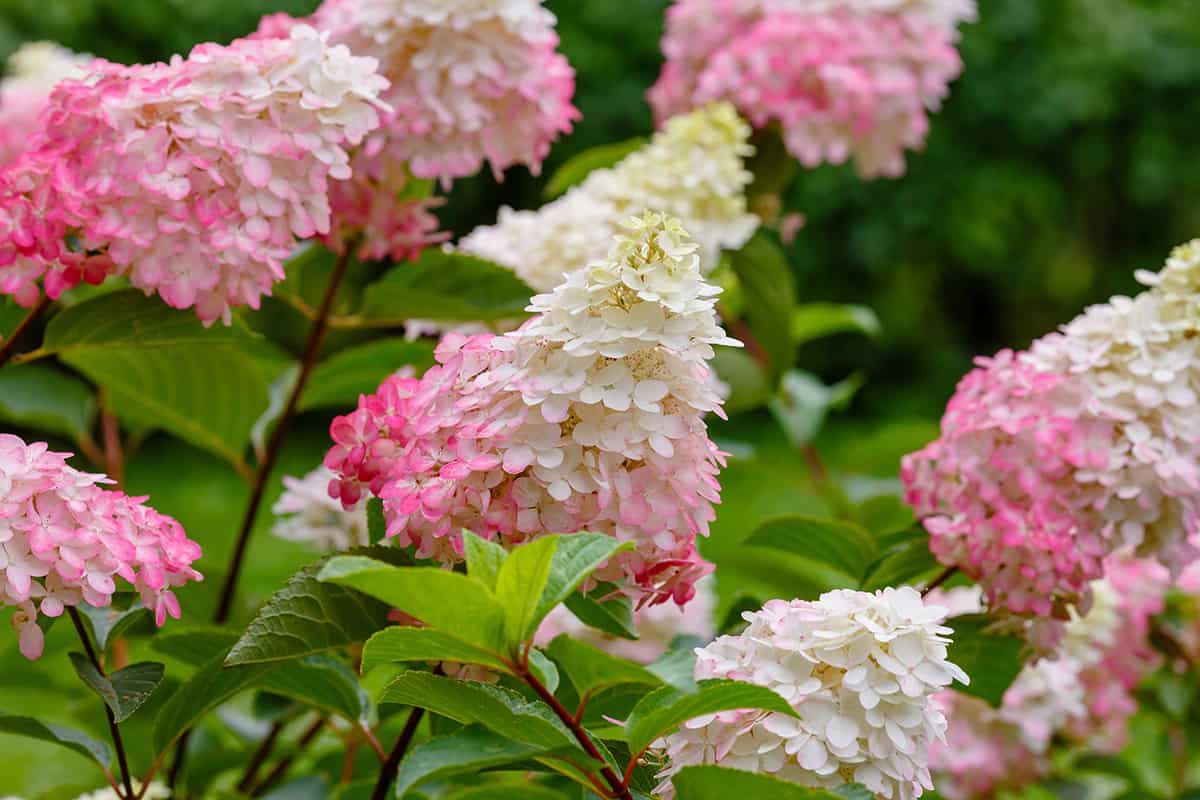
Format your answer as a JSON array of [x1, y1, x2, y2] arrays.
[[903, 241, 1200, 620], [325, 212, 738, 605], [255, 0, 578, 261], [0, 25, 388, 322], [0, 42, 91, 168], [649, 0, 974, 178], [0, 434, 203, 660]]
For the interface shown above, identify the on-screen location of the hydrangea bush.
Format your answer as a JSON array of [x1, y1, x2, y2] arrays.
[[1, 2, 1198, 800]]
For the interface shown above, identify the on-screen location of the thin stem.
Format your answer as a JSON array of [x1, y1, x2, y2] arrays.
[[68, 607, 136, 800], [717, 304, 769, 370], [249, 716, 325, 798], [519, 665, 633, 800], [0, 295, 51, 369], [921, 566, 958, 596], [213, 245, 355, 624], [100, 393, 124, 488], [370, 707, 424, 800], [236, 720, 285, 793], [361, 724, 386, 761]]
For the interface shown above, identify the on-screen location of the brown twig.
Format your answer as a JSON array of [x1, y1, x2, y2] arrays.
[[249, 716, 325, 797], [717, 303, 769, 370], [235, 720, 285, 793], [370, 707, 425, 800], [921, 566, 958, 596], [100, 393, 124, 488], [0, 295, 51, 369], [68, 607, 136, 800], [213, 245, 355, 624]]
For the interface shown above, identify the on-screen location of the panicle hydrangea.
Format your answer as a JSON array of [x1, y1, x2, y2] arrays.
[[903, 241, 1200, 621], [325, 212, 739, 604], [649, 0, 975, 178], [0, 434, 202, 660], [0, 25, 388, 322], [459, 102, 758, 291], [272, 465, 369, 552], [0, 42, 91, 167], [656, 587, 968, 800], [535, 576, 716, 663]]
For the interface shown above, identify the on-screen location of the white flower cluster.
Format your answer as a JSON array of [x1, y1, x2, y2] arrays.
[[74, 782, 169, 800], [657, 587, 968, 799], [272, 465, 369, 552], [459, 102, 758, 291]]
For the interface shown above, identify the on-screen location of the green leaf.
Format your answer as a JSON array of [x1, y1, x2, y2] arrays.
[[946, 614, 1021, 707], [767, 370, 863, 448], [153, 654, 278, 753], [527, 648, 560, 695], [77, 599, 151, 652], [360, 627, 510, 675], [69, 655, 164, 723], [860, 531, 940, 591], [791, 303, 881, 347], [625, 679, 801, 756], [0, 363, 96, 440], [535, 534, 632, 635], [728, 233, 797, 381], [152, 627, 239, 667], [496, 536, 559, 645], [743, 515, 878, 585], [267, 655, 370, 724], [300, 338, 435, 411], [365, 497, 386, 545], [445, 783, 567, 800], [464, 530, 508, 593], [546, 636, 662, 698], [379, 671, 577, 751], [360, 251, 534, 324], [648, 642, 700, 693], [318, 557, 506, 651], [0, 714, 112, 768], [44, 290, 268, 467], [543, 137, 646, 198], [711, 347, 770, 414], [226, 555, 398, 666], [672, 766, 843, 799], [832, 784, 875, 800], [564, 586, 638, 641], [394, 726, 556, 797]]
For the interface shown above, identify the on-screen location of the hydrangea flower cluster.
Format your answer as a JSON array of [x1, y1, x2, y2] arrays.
[[0, 434, 203, 660], [535, 576, 716, 663], [649, 0, 975, 178], [0, 42, 90, 167], [903, 240, 1200, 620], [0, 25, 388, 322], [655, 588, 967, 799], [929, 558, 1168, 799], [326, 212, 739, 604], [255, 0, 578, 261], [272, 465, 369, 552], [459, 102, 758, 291]]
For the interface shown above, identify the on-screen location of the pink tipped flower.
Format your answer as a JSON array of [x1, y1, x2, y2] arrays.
[[0, 25, 388, 322], [326, 212, 738, 606], [0, 42, 91, 168], [903, 241, 1200, 623], [0, 434, 203, 659], [649, 0, 974, 178]]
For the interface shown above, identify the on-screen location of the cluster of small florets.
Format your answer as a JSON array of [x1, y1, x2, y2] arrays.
[[272, 465, 369, 552], [459, 102, 758, 291], [656, 587, 968, 800], [903, 241, 1200, 620], [325, 212, 738, 604], [0, 25, 388, 322], [0, 42, 91, 167], [649, 0, 975, 178], [0, 435, 203, 660], [929, 558, 1168, 799]]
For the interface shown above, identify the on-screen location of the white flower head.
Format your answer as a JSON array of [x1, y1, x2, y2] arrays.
[[272, 465, 369, 552]]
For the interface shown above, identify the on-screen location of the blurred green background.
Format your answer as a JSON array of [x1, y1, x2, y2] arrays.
[[0, 0, 1199, 797]]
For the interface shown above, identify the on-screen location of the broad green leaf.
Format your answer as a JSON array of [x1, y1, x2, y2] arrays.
[[495, 536, 559, 645], [535, 534, 632, 634], [69, 654, 164, 723], [946, 614, 1020, 707], [258, 776, 329, 800], [648, 642, 700, 693], [267, 655, 370, 724], [711, 347, 770, 414], [394, 726, 556, 797], [672, 766, 843, 799], [379, 671, 577, 751], [153, 654, 278, 753], [318, 557, 506, 651], [625, 679, 801, 756], [300, 338, 435, 411], [564, 586, 638, 641], [543, 137, 646, 198], [832, 785, 875, 800], [0, 363, 96, 440], [0, 714, 112, 768], [728, 233, 796, 381], [445, 783, 567, 800], [77, 599, 150, 652], [464, 530, 508, 593], [152, 627, 239, 667], [767, 370, 863, 448], [359, 251, 534, 324], [743, 515, 877, 584], [226, 555, 398, 666], [860, 534, 940, 591], [44, 290, 268, 467], [546, 636, 661, 698], [361, 627, 510, 675], [365, 498, 386, 546], [527, 648, 560, 695], [0, 297, 26, 337], [791, 303, 881, 347]]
